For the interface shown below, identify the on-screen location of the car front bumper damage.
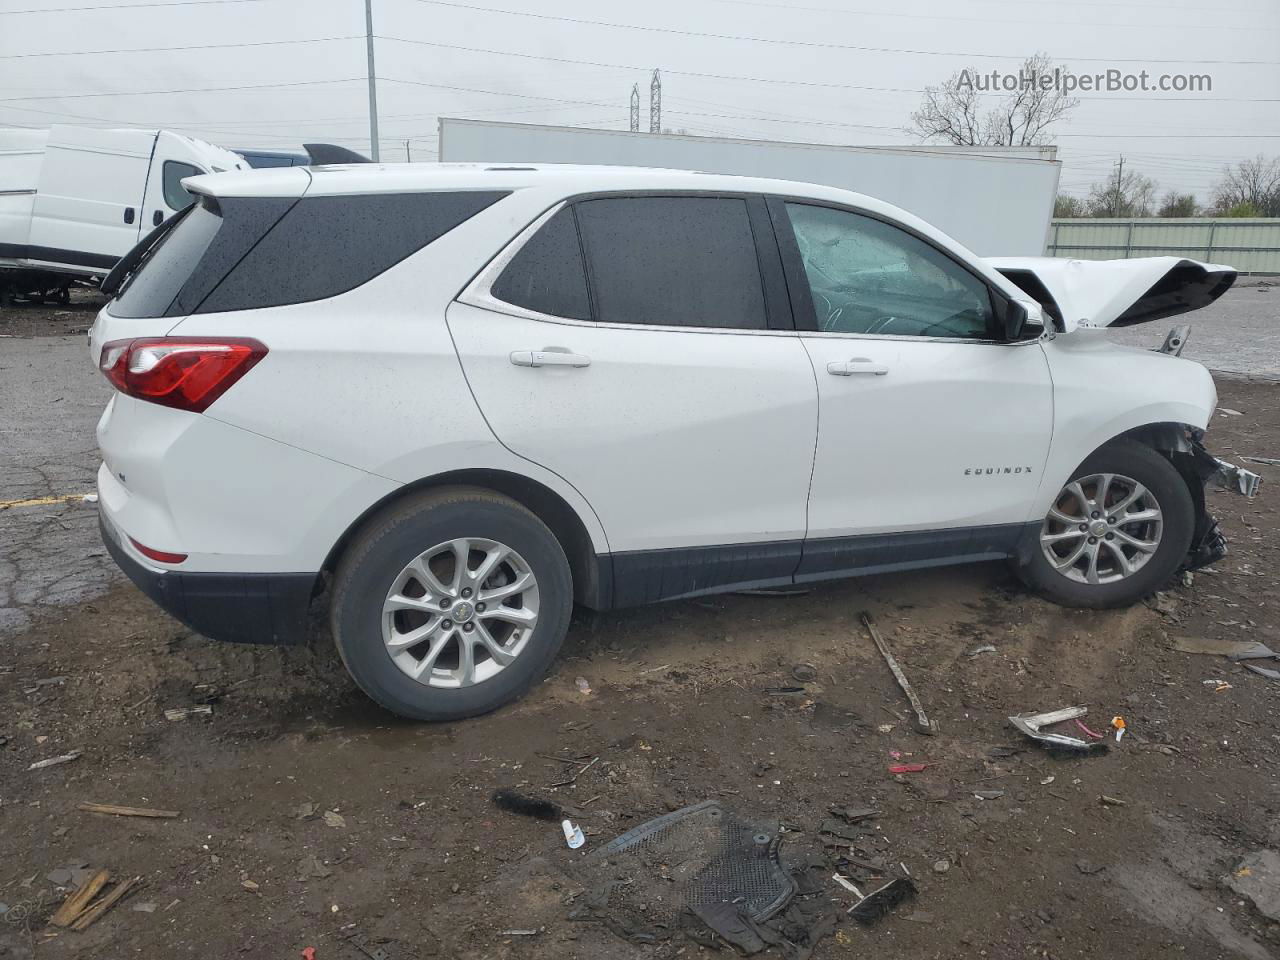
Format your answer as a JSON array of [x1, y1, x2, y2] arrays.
[[1182, 433, 1261, 571]]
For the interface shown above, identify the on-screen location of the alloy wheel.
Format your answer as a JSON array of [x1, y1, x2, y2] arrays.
[[381, 537, 540, 688], [1039, 473, 1164, 585]]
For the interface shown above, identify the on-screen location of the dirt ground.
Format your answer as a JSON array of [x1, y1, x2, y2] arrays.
[[2, 379, 1279, 959], [0, 286, 105, 340]]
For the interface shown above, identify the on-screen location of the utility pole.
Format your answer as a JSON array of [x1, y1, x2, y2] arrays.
[[404, 139, 410, 162], [364, 0, 380, 161], [649, 68, 661, 134], [630, 84, 640, 132], [1110, 155, 1125, 216]]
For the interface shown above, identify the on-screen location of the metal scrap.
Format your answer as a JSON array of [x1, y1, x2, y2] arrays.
[[1209, 458, 1262, 498], [861, 612, 937, 735], [1009, 706, 1108, 755]]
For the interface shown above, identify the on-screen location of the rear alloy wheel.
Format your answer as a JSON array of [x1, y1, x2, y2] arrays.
[[332, 488, 572, 720], [1018, 440, 1194, 609]]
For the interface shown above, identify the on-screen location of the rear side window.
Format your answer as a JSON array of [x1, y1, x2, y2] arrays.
[[162, 161, 203, 210], [491, 207, 590, 320], [110, 200, 223, 318], [574, 196, 767, 330], [198, 191, 507, 314]]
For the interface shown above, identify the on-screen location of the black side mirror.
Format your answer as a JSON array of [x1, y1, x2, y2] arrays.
[[994, 297, 1029, 341]]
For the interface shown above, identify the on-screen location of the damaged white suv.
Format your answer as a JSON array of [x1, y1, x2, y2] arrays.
[[89, 160, 1257, 720]]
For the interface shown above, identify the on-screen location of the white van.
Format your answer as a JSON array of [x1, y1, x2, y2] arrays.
[[0, 125, 247, 301]]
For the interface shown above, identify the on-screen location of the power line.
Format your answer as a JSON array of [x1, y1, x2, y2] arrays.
[[401, 0, 1280, 66], [0, 35, 361, 60], [372, 36, 1280, 104], [0, 0, 275, 14], [0, 77, 366, 103]]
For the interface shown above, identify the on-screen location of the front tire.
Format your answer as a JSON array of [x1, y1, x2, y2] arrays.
[[1018, 440, 1194, 609], [331, 487, 573, 721]]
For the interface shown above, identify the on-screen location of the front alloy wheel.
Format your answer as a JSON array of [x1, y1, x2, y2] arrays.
[[1039, 473, 1163, 585]]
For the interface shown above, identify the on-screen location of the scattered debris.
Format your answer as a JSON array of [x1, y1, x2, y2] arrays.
[[1009, 706, 1107, 755], [561, 819, 585, 849], [1224, 851, 1280, 922], [1099, 795, 1127, 807], [1203, 679, 1233, 692], [831, 873, 862, 895], [1076, 859, 1105, 875], [491, 788, 565, 822], [1209, 458, 1262, 498], [163, 706, 212, 721], [500, 929, 540, 936], [296, 802, 318, 820], [49, 870, 111, 928], [967, 645, 997, 657], [848, 878, 917, 924], [690, 901, 767, 954], [861, 612, 938, 735], [889, 763, 927, 774], [1111, 716, 1127, 742], [792, 663, 818, 682], [1220, 407, 1244, 416], [131, 902, 156, 913], [574, 677, 592, 695], [828, 805, 879, 823], [1074, 718, 1106, 740], [28, 751, 81, 771], [297, 856, 333, 881], [302, 948, 317, 960], [973, 789, 1005, 800], [1170, 636, 1278, 661], [1243, 663, 1280, 680], [240, 879, 260, 893], [77, 802, 180, 819], [548, 755, 599, 788], [933, 860, 951, 874], [764, 686, 808, 697], [323, 810, 346, 829], [1241, 456, 1280, 466]]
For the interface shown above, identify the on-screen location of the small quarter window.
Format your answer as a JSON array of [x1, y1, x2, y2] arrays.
[[491, 207, 591, 320], [785, 203, 994, 340]]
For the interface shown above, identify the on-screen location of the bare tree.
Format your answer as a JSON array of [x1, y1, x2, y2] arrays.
[[1157, 192, 1198, 217], [1054, 194, 1086, 217], [910, 53, 1078, 146], [1212, 155, 1280, 216], [1087, 167, 1158, 217]]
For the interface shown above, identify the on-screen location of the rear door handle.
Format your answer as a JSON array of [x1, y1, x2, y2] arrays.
[[510, 349, 591, 368], [827, 357, 889, 376]]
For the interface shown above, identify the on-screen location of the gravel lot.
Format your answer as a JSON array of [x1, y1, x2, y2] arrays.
[[0, 284, 1278, 960]]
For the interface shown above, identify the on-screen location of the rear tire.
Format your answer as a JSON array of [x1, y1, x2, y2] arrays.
[[331, 487, 572, 721], [1017, 440, 1194, 609]]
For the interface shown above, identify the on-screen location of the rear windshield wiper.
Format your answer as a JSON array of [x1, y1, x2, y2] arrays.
[[100, 204, 193, 297]]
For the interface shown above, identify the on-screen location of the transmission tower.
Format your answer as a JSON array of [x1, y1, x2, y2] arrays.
[[630, 84, 640, 132], [649, 69, 662, 134]]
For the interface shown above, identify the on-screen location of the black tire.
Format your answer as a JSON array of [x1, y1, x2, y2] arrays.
[[330, 486, 573, 721], [1017, 439, 1194, 609]]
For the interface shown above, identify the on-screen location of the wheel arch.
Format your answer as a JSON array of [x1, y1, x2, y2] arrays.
[[321, 469, 611, 609]]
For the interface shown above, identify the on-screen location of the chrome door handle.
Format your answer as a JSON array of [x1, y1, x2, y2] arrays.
[[509, 349, 592, 368], [827, 357, 889, 376]]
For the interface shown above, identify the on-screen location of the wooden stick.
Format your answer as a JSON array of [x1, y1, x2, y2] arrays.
[[77, 802, 180, 819], [48, 870, 110, 928], [70, 876, 140, 931]]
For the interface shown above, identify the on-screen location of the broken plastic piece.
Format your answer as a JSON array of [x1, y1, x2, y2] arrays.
[[562, 819, 585, 849], [1008, 706, 1108, 755], [1111, 716, 1127, 742], [888, 763, 927, 774], [1209, 458, 1262, 498], [847, 878, 917, 924]]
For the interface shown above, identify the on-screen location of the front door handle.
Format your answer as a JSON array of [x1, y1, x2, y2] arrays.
[[510, 349, 591, 368], [827, 357, 889, 376]]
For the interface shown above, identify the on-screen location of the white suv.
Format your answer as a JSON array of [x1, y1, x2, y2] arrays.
[[89, 161, 1252, 720]]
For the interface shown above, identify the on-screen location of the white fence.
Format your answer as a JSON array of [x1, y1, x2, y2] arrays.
[[1047, 218, 1280, 274]]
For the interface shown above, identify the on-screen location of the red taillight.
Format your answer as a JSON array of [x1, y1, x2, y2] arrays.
[[99, 337, 267, 413], [128, 537, 188, 565]]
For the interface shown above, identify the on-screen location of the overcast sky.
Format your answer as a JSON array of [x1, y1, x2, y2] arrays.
[[2, 0, 1277, 203]]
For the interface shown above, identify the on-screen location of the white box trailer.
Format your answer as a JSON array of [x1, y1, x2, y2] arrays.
[[0, 125, 247, 300], [438, 118, 1061, 257]]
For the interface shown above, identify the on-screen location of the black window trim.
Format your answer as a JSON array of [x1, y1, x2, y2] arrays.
[[460, 190, 797, 336], [765, 195, 1038, 346]]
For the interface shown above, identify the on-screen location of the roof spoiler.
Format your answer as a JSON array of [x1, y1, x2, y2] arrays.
[[303, 143, 372, 165]]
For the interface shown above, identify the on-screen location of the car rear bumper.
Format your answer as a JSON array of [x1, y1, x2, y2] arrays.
[[101, 512, 316, 645]]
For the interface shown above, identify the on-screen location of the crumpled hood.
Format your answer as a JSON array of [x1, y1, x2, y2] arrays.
[[986, 256, 1236, 333]]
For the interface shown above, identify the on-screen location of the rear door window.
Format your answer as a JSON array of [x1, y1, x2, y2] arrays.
[[197, 191, 508, 313], [573, 196, 768, 330], [490, 207, 591, 321]]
